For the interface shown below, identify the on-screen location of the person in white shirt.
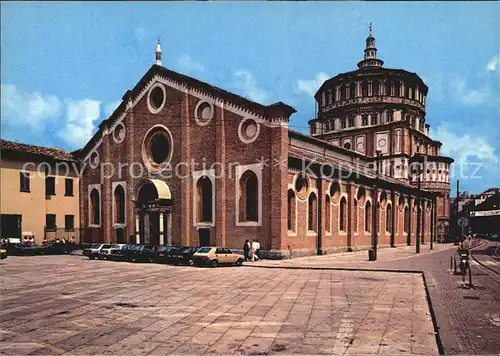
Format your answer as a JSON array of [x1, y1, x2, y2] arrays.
[[255, 240, 261, 260], [251, 240, 260, 261]]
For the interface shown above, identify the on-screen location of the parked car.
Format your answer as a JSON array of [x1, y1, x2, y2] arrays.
[[0, 248, 7, 260], [9, 243, 47, 256], [128, 245, 157, 262], [192, 246, 244, 267], [82, 244, 109, 259], [99, 244, 126, 259], [108, 244, 134, 261], [154, 245, 179, 264], [169, 246, 200, 266]]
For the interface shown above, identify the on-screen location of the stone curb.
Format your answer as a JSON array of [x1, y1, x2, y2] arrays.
[[243, 262, 423, 274]]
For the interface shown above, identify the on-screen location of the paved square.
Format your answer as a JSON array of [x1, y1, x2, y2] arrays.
[[0, 256, 438, 355]]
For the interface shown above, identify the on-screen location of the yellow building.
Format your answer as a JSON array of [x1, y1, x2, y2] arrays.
[[0, 139, 80, 244]]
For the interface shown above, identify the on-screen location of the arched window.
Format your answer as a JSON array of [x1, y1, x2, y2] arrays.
[[114, 185, 125, 224], [349, 83, 356, 99], [386, 204, 393, 233], [325, 195, 331, 233], [386, 81, 392, 96], [386, 110, 393, 123], [361, 81, 368, 97], [197, 176, 213, 222], [340, 84, 346, 101], [90, 188, 100, 225], [365, 201, 372, 232], [287, 189, 296, 231], [395, 82, 401, 97], [240, 171, 258, 222], [373, 81, 380, 96], [339, 197, 347, 231], [308, 193, 317, 232], [404, 206, 409, 233]]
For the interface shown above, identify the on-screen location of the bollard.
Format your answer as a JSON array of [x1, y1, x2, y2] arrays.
[[468, 264, 473, 288], [453, 258, 457, 274], [450, 255, 453, 270]]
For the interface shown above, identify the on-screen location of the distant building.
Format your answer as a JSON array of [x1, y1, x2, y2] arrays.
[[0, 139, 80, 243], [451, 187, 500, 237]]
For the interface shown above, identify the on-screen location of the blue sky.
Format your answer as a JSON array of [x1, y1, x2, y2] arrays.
[[1, 2, 499, 195]]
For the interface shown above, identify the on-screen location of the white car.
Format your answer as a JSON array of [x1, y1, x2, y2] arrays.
[[99, 244, 126, 259], [83, 244, 109, 260]]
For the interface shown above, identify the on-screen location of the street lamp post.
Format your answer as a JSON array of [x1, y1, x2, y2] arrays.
[[372, 150, 382, 261], [416, 164, 421, 254], [430, 197, 434, 250]]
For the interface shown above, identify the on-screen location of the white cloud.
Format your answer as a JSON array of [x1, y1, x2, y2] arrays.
[[449, 76, 490, 106], [176, 54, 204, 73], [434, 124, 498, 164], [1, 83, 62, 129], [233, 70, 270, 104], [57, 100, 101, 148], [486, 53, 500, 72], [296, 72, 330, 97], [433, 124, 499, 186], [1, 83, 119, 149]]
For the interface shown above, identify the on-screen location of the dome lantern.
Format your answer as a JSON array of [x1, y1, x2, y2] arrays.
[[357, 23, 384, 69]]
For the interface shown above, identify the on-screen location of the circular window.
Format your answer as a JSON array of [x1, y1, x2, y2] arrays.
[[147, 84, 166, 114], [150, 133, 169, 164], [295, 174, 309, 200], [238, 118, 260, 144], [89, 151, 99, 169], [330, 181, 341, 204], [343, 142, 351, 150], [195, 101, 214, 126], [142, 125, 173, 172], [113, 123, 126, 143]]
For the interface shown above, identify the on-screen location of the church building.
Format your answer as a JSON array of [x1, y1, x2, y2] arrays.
[[77, 29, 453, 258]]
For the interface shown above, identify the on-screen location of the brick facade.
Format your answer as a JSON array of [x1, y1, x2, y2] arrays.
[[77, 51, 445, 258]]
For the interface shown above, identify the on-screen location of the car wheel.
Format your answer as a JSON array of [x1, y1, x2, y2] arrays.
[[211, 259, 219, 267], [188, 259, 194, 266], [89, 255, 95, 260], [236, 258, 243, 266]]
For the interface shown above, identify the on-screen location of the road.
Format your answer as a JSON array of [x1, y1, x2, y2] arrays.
[[386, 240, 500, 355]]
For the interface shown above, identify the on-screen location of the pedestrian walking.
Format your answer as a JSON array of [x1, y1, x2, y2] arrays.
[[243, 239, 251, 261]]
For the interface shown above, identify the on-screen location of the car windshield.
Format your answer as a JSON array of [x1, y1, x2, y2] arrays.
[[102, 244, 112, 249], [196, 247, 212, 254], [110, 244, 120, 249], [91, 244, 101, 248]]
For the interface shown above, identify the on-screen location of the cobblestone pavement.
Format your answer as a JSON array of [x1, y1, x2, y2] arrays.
[[0, 255, 438, 355], [250, 241, 500, 354]]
